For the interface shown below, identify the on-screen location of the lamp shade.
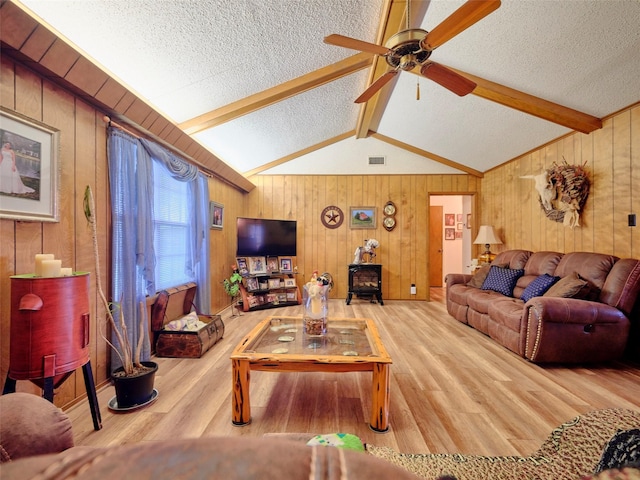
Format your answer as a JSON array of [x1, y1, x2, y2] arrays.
[[473, 225, 502, 245]]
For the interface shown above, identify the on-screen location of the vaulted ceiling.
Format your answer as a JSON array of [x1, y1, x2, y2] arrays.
[[10, 0, 640, 183]]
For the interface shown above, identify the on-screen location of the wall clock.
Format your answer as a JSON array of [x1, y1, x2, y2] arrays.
[[321, 205, 344, 229], [383, 201, 396, 231], [383, 201, 396, 216], [383, 216, 396, 231]]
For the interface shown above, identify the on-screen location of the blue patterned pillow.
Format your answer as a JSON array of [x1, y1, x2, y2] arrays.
[[481, 266, 524, 297], [520, 274, 560, 302]]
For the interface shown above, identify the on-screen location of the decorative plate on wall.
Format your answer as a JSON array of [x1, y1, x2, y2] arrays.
[[321, 205, 344, 229]]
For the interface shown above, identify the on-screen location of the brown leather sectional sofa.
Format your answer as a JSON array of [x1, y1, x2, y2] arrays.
[[445, 250, 640, 363]]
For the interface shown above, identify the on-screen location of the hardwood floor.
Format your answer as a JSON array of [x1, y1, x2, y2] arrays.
[[66, 290, 640, 456]]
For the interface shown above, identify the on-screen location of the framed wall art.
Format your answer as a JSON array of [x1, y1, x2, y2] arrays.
[[349, 206, 376, 229], [210, 201, 223, 229], [444, 213, 455, 226], [445, 228, 455, 240], [467, 213, 472, 229], [0, 107, 60, 222]]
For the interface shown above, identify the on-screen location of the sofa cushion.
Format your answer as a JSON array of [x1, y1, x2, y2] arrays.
[[554, 252, 617, 293], [467, 264, 492, 288], [481, 266, 525, 297], [544, 271, 590, 298], [520, 274, 560, 302], [492, 250, 532, 270], [0, 393, 74, 462], [523, 251, 564, 276]]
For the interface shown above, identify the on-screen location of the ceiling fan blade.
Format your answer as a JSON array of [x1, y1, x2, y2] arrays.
[[422, 0, 501, 50], [355, 70, 399, 104], [324, 34, 392, 56], [420, 62, 477, 96]]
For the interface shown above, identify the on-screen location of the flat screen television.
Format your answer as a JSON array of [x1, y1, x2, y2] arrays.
[[236, 217, 297, 257]]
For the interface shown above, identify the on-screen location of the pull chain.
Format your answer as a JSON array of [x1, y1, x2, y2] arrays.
[[416, 78, 420, 100]]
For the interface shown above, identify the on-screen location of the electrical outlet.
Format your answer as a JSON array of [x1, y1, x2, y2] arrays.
[[410, 284, 416, 295], [629, 214, 636, 227]]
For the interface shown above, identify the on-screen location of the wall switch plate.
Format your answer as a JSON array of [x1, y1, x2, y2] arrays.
[[410, 284, 416, 295], [629, 214, 636, 227]]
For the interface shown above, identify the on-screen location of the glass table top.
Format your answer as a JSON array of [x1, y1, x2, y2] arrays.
[[237, 316, 383, 358]]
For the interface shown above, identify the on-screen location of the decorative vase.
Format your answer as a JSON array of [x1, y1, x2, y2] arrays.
[[111, 361, 158, 408], [303, 284, 329, 336]]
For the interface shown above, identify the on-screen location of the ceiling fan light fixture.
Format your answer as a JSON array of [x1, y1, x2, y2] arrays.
[[384, 29, 432, 70]]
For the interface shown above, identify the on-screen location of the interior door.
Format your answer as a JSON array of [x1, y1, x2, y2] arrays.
[[429, 205, 443, 286]]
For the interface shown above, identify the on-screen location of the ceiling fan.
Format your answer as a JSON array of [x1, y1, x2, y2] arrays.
[[324, 0, 501, 103]]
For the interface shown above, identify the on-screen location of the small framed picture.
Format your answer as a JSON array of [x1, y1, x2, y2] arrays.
[[456, 213, 463, 222], [279, 257, 293, 273], [445, 228, 455, 240], [284, 278, 296, 288], [248, 256, 267, 275], [268, 278, 281, 289], [210, 201, 223, 229], [444, 213, 455, 226], [455, 231, 463, 239], [266, 293, 278, 304], [277, 293, 287, 303], [467, 213, 472, 229], [245, 277, 259, 292], [349, 206, 376, 229], [248, 295, 260, 308], [457, 222, 463, 230], [267, 256, 279, 274], [236, 257, 249, 277], [286, 291, 297, 301]]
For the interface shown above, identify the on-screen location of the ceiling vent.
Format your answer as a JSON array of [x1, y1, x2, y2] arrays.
[[368, 155, 386, 166]]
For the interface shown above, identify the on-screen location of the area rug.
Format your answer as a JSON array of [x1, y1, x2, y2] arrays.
[[366, 408, 640, 480]]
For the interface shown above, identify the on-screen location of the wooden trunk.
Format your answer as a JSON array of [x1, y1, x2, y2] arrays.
[[151, 283, 224, 358]]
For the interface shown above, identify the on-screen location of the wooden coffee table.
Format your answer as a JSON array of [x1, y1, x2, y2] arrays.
[[230, 316, 392, 432]]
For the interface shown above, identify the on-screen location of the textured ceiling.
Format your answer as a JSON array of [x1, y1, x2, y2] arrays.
[[18, 0, 640, 178]]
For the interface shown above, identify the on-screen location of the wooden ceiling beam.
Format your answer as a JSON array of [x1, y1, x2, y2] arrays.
[[179, 54, 372, 135], [425, 66, 603, 134], [355, 0, 429, 138]]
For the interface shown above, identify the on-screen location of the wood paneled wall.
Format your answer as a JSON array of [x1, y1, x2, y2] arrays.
[[480, 104, 640, 258], [243, 175, 480, 302], [0, 55, 245, 407]]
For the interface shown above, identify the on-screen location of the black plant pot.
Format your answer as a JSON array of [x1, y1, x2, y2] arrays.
[[111, 361, 158, 409]]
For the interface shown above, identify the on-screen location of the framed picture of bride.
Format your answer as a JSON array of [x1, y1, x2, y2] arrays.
[[0, 107, 60, 222]]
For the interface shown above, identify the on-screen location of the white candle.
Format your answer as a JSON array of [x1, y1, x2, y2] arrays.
[[35, 254, 55, 276], [61, 268, 73, 276], [41, 259, 62, 277]]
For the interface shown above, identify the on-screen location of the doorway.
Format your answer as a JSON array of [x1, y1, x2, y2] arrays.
[[429, 195, 474, 287]]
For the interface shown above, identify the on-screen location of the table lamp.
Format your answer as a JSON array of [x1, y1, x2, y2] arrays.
[[473, 225, 502, 264]]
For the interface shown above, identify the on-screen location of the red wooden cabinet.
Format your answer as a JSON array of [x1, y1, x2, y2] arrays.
[[3, 273, 102, 430]]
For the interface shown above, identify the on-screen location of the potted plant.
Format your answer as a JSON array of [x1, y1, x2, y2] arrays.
[[223, 264, 243, 316], [83, 185, 157, 409]]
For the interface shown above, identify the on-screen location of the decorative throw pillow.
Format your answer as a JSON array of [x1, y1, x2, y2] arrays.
[[467, 263, 508, 288], [481, 266, 525, 297], [543, 271, 589, 298], [520, 274, 560, 302], [467, 264, 491, 288], [595, 428, 640, 473]]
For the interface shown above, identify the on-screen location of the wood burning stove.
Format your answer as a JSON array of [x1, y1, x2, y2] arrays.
[[347, 263, 383, 305]]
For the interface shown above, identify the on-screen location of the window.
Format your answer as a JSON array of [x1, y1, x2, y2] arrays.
[[153, 161, 194, 290]]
